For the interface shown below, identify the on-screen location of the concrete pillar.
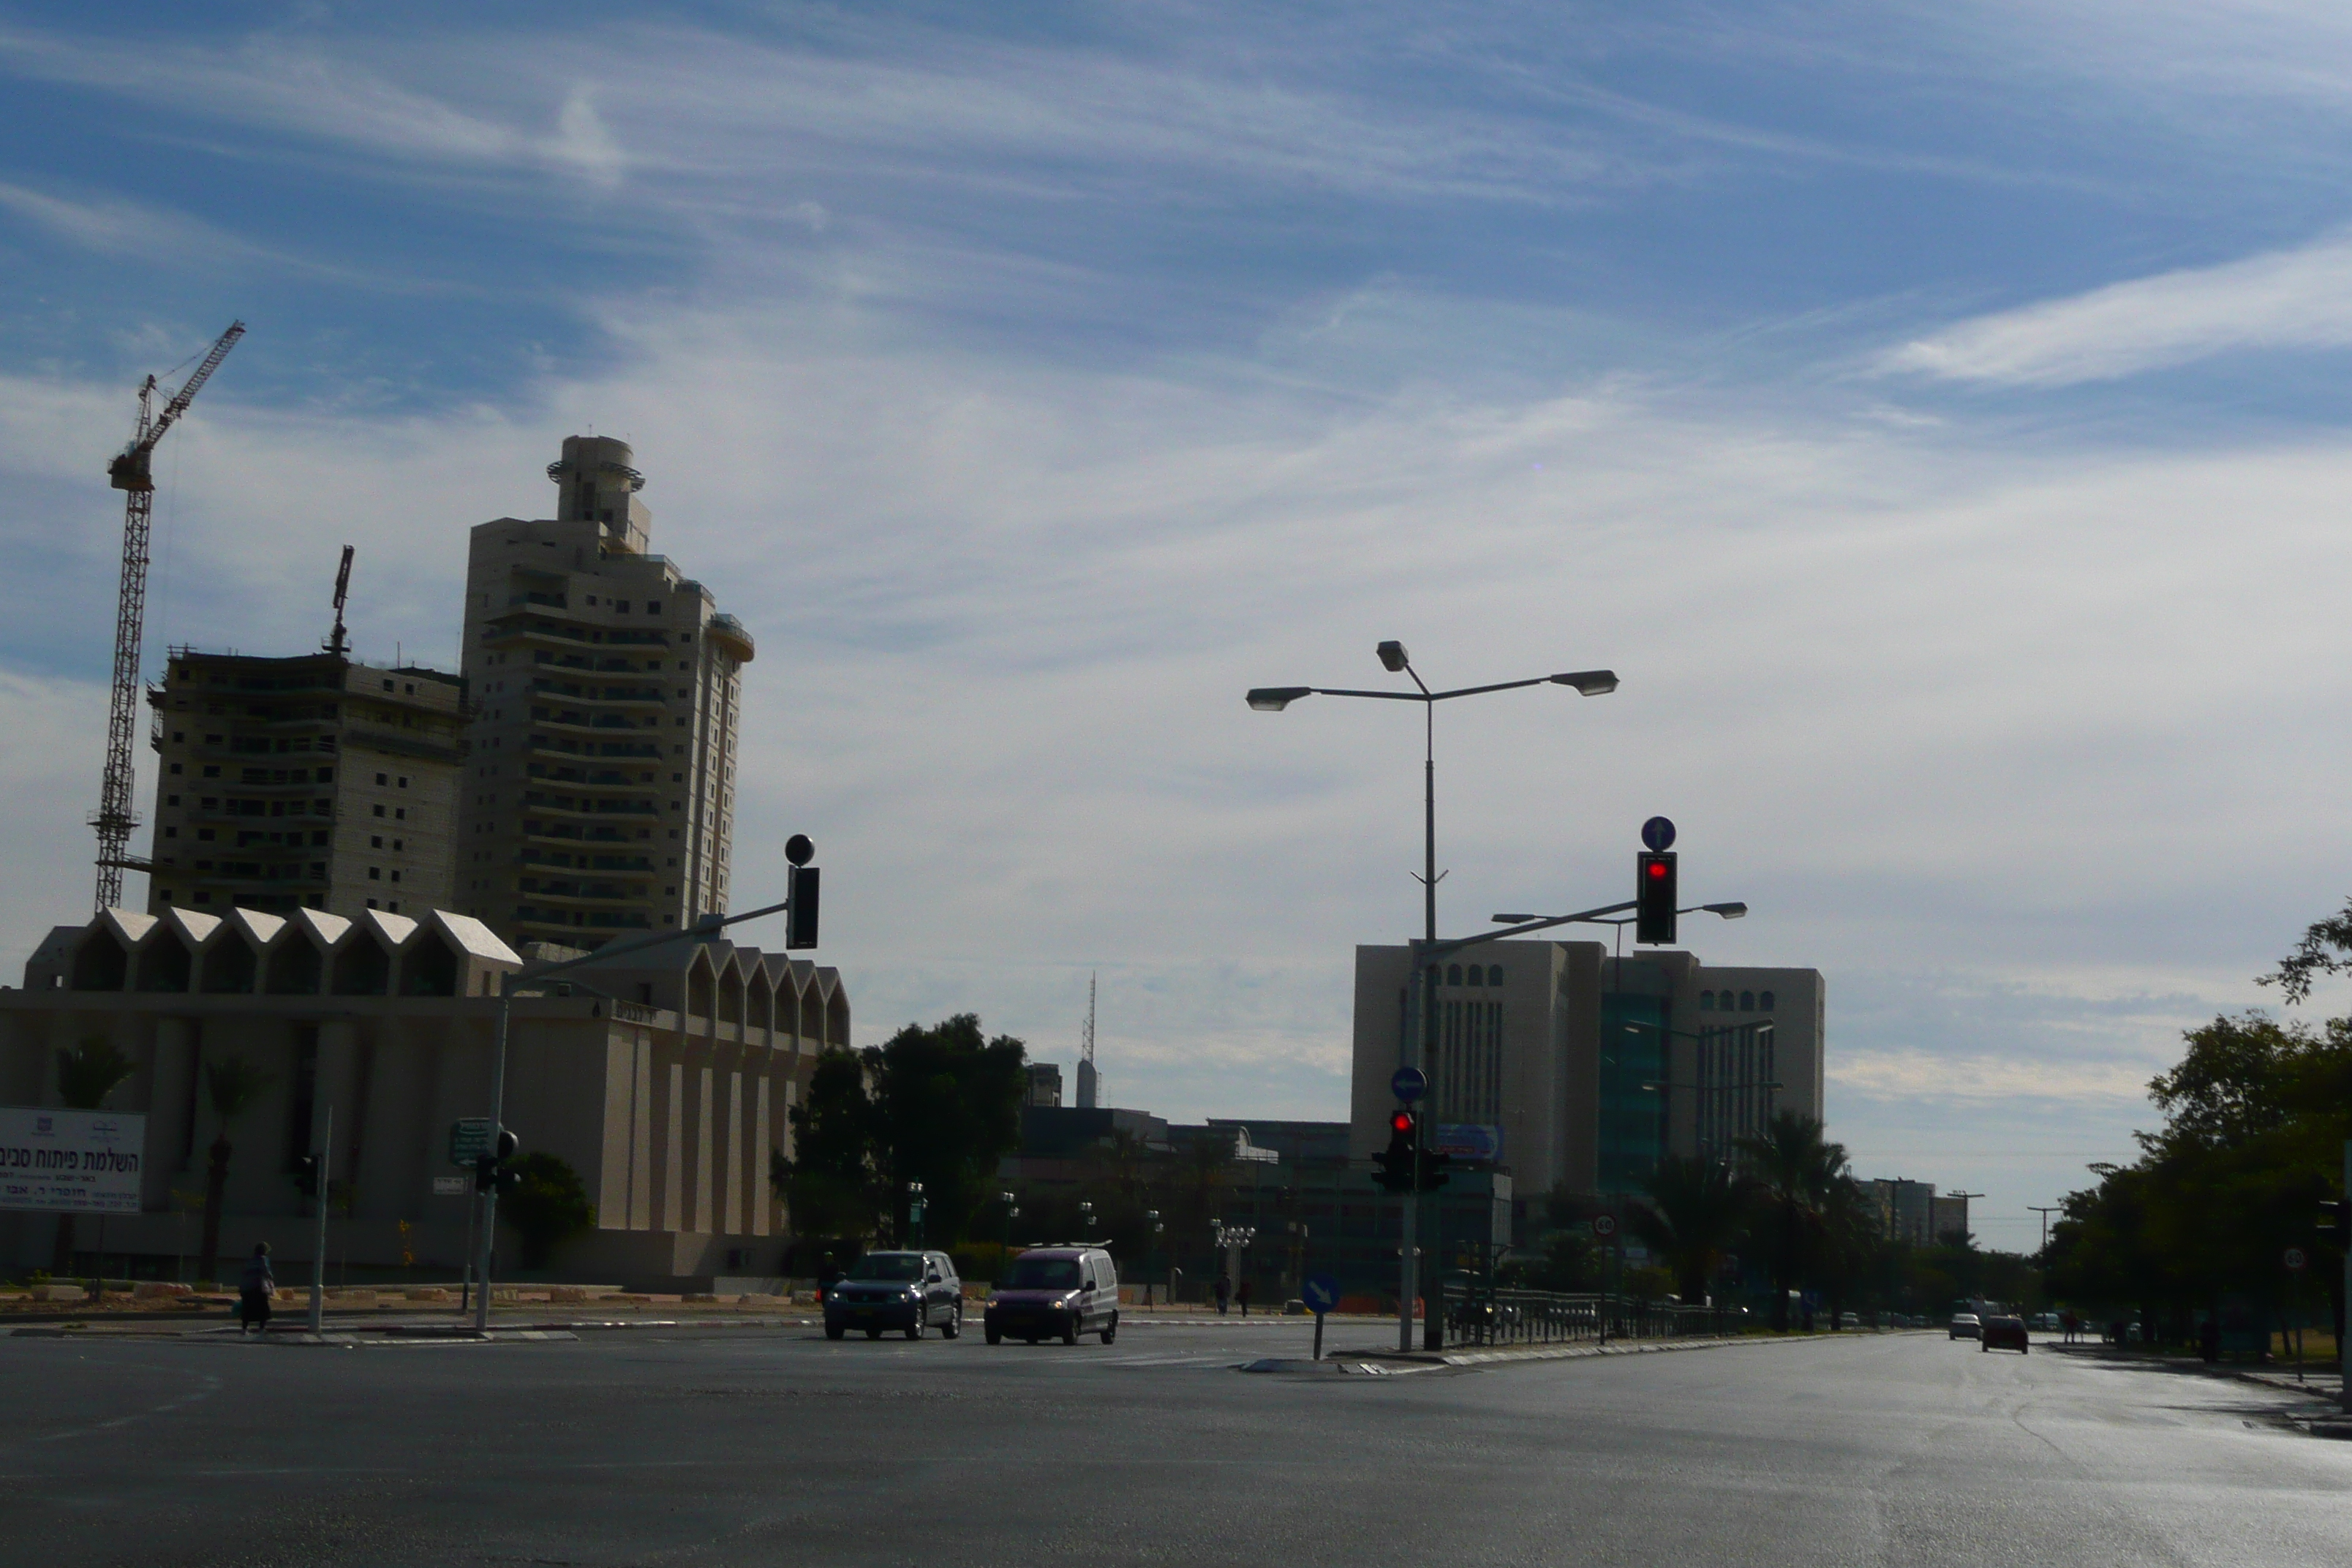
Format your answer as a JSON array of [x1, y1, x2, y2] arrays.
[[750, 1068, 772, 1237], [691, 1052, 715, 1236], [722, 1055, 745, 1237], [660, 1056, 685, 1233], [629, 1030, 654, 1230], [147, 1017, 199, 1207]]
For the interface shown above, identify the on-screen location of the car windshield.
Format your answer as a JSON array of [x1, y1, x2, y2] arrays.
[[1006, 1256, 1082, 1290], [847, 1254, 924, 1282]]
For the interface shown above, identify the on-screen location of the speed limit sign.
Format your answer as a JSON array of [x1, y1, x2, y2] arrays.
[[1592, 1213, 1618, 1240], [2285, 1247, 2308, 1272]]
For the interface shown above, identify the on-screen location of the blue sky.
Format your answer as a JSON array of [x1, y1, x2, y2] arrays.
[[9, 1, 2352, 1250]]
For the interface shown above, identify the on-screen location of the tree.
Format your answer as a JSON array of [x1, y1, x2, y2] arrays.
[[869, 1014, 1028, 1246], [2261, 897, 2352, 1004], [775, 1016, 1029, 1252], [196, 1056, 272, 1284], [49, 1038, 137, 1273], [1735, 1110, 1850, 1332], [1633, 1155, 1752, 1304], [501, 1153, 596, 1269], [776, 1048, 886, 1245]]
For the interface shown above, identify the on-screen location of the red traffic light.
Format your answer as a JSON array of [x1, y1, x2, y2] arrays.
[[1646, 860, 1669, 879], [1390, 1110, 1414, 1134]]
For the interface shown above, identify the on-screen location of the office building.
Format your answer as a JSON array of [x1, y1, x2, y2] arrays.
[[143, 651, 464, 919], [1866, 1178, 1939, 1246], [456, 436, 754, 949], [1349, 942, 1825, 1197]]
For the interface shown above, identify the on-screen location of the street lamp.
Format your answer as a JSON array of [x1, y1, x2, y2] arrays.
[[1146, 1208, 1164, 1307], [470, 870, 813, 1333], [1248, 641, 1618, 1352]]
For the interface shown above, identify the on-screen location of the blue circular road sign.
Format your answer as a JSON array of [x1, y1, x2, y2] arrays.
[[1302, 1273, 1341, 1315], [1641, 815, 1676, 852], [1391, 1066, 1428, 1103]]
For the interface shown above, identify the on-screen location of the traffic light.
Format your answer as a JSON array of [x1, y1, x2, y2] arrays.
[[787, 864, 820, 949], [476, 1128, 522, 1196], [1417, 1143, 1453, 1194], [1371, 1109, 1417, 1194], [2321, 1198, 2350, 1249], [1636, 851, 1677, 945], [292, 1152, 322, 1199]]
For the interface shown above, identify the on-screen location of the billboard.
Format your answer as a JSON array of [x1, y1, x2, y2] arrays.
[[0, 1107, 147, 1214], [1430, 1123, 1501, 1161]]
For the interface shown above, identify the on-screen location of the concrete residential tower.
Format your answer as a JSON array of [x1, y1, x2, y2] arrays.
[[456, 437, 754, 949]]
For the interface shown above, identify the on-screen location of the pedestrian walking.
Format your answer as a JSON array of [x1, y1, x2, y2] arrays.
[[1235, 1278, 1253, 1318], [238, 1242, 274, 1335], [1213, 1272, 1230, 1316]]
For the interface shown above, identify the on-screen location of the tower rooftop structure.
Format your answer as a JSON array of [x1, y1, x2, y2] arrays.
[[455, 437, 752, 949]]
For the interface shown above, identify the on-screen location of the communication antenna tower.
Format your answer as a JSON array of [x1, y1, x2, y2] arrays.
[[1076, 972, 1099, 1109], [91, 320, 244, 911]]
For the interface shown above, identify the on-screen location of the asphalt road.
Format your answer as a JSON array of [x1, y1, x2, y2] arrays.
[[5, 1322, 2350, 1567]]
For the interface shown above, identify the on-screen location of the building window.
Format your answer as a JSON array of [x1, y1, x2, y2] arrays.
[[1488, 966, 1504, 986], [372, 835, 382, 848], [367, 898, 378, 908], [390, 871, 400, 883], [1447, 963, 1462, 986], [374, 804, 385, 817], [369, 867, 381, 880], [1700, 990, 1714, 1011], [395, 808, 406, 821], [203, 766, 219, 778], [197, 829, 216, 843], [1760, 990, 1775, 1011], [392, 838, 403, 851], [166, 794, 180, 807], [1739, 991, 1754, 1011], [397, 776, 408, 788], [163, 826, 178, 838], [376, 773, 388, 785]]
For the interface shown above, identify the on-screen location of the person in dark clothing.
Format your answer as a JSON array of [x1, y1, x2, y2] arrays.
[[1235, 1279, 1253, 1317], [1213, 1273, 1230, 1316], [238, 1243, 274, 1335]]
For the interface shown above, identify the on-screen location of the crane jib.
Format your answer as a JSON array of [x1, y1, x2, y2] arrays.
[[89, 319, 244, 914]]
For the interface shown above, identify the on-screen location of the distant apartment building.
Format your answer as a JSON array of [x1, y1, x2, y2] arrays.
[[1349, 942, 1826, 1197], [456, 437, 754, 949], [1866, 1178, 1938, 1246], [143, 650, 464, 919], [1931, 1194, 1972, 1246]]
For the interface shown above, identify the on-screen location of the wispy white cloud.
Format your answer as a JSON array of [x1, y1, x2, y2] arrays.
[[1882, 228, 2352, 385], [1831, 1048, 2156, 1105], [0, 179, 264, 261]]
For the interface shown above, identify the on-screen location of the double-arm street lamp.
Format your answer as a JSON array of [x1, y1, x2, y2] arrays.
[[1248, 643, 1618, 952], [1249, 643, 1618, 1352]]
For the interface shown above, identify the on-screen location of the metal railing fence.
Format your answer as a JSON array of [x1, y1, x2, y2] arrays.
[[1441, 1284, 1746, 1348]]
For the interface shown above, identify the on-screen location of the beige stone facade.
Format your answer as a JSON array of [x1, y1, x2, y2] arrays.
[[143, 652, 465, 919], [455, 436, 753, 951], [3, 905, 846, 1287]]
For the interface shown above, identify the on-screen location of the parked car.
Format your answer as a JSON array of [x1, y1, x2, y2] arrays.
[[1980, 1315, 2029, 1353], [823, 1250, 963, 1341], [2029, 1311, 2061, 1332], [1949, 1312, 1981, 1341], [985, 1246, 1120, 1346]]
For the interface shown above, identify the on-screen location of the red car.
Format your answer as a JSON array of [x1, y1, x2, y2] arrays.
[[1980, 1316, 2029, 1354]]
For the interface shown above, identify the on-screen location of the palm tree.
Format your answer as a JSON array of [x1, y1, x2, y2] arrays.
[[196, 1056, 272, 1284], [1634, 1155, 1753, 1305], [1734, 1109, 1851, 1332], [49, 1039, 137, 1273], [1816, 1175, 1880, 1330]]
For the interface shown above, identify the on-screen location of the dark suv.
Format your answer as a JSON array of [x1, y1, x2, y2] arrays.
[[984, 1246, 1119, 1346], [823, 1251, 963, 1341]]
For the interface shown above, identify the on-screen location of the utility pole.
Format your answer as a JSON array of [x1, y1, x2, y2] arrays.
[[307, 1106, 331, 1333], [2028, 1205, 2060, 1255]]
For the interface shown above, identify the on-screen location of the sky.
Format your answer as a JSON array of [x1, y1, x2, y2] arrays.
[[7, 1, 2352, 1252]]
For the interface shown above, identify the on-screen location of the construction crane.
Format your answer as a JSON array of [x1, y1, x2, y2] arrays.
[[325, 544, 355, 657], [90, 320, 244, 913]]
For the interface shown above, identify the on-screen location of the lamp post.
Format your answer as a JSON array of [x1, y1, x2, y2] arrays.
[[471, 863, 813, 1334], [1249, 643, 1618, 1351], [1145, 1209, 1163, 1306]]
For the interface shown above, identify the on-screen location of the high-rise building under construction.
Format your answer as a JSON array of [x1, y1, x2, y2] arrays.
[[455, 437, 753, 948]]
